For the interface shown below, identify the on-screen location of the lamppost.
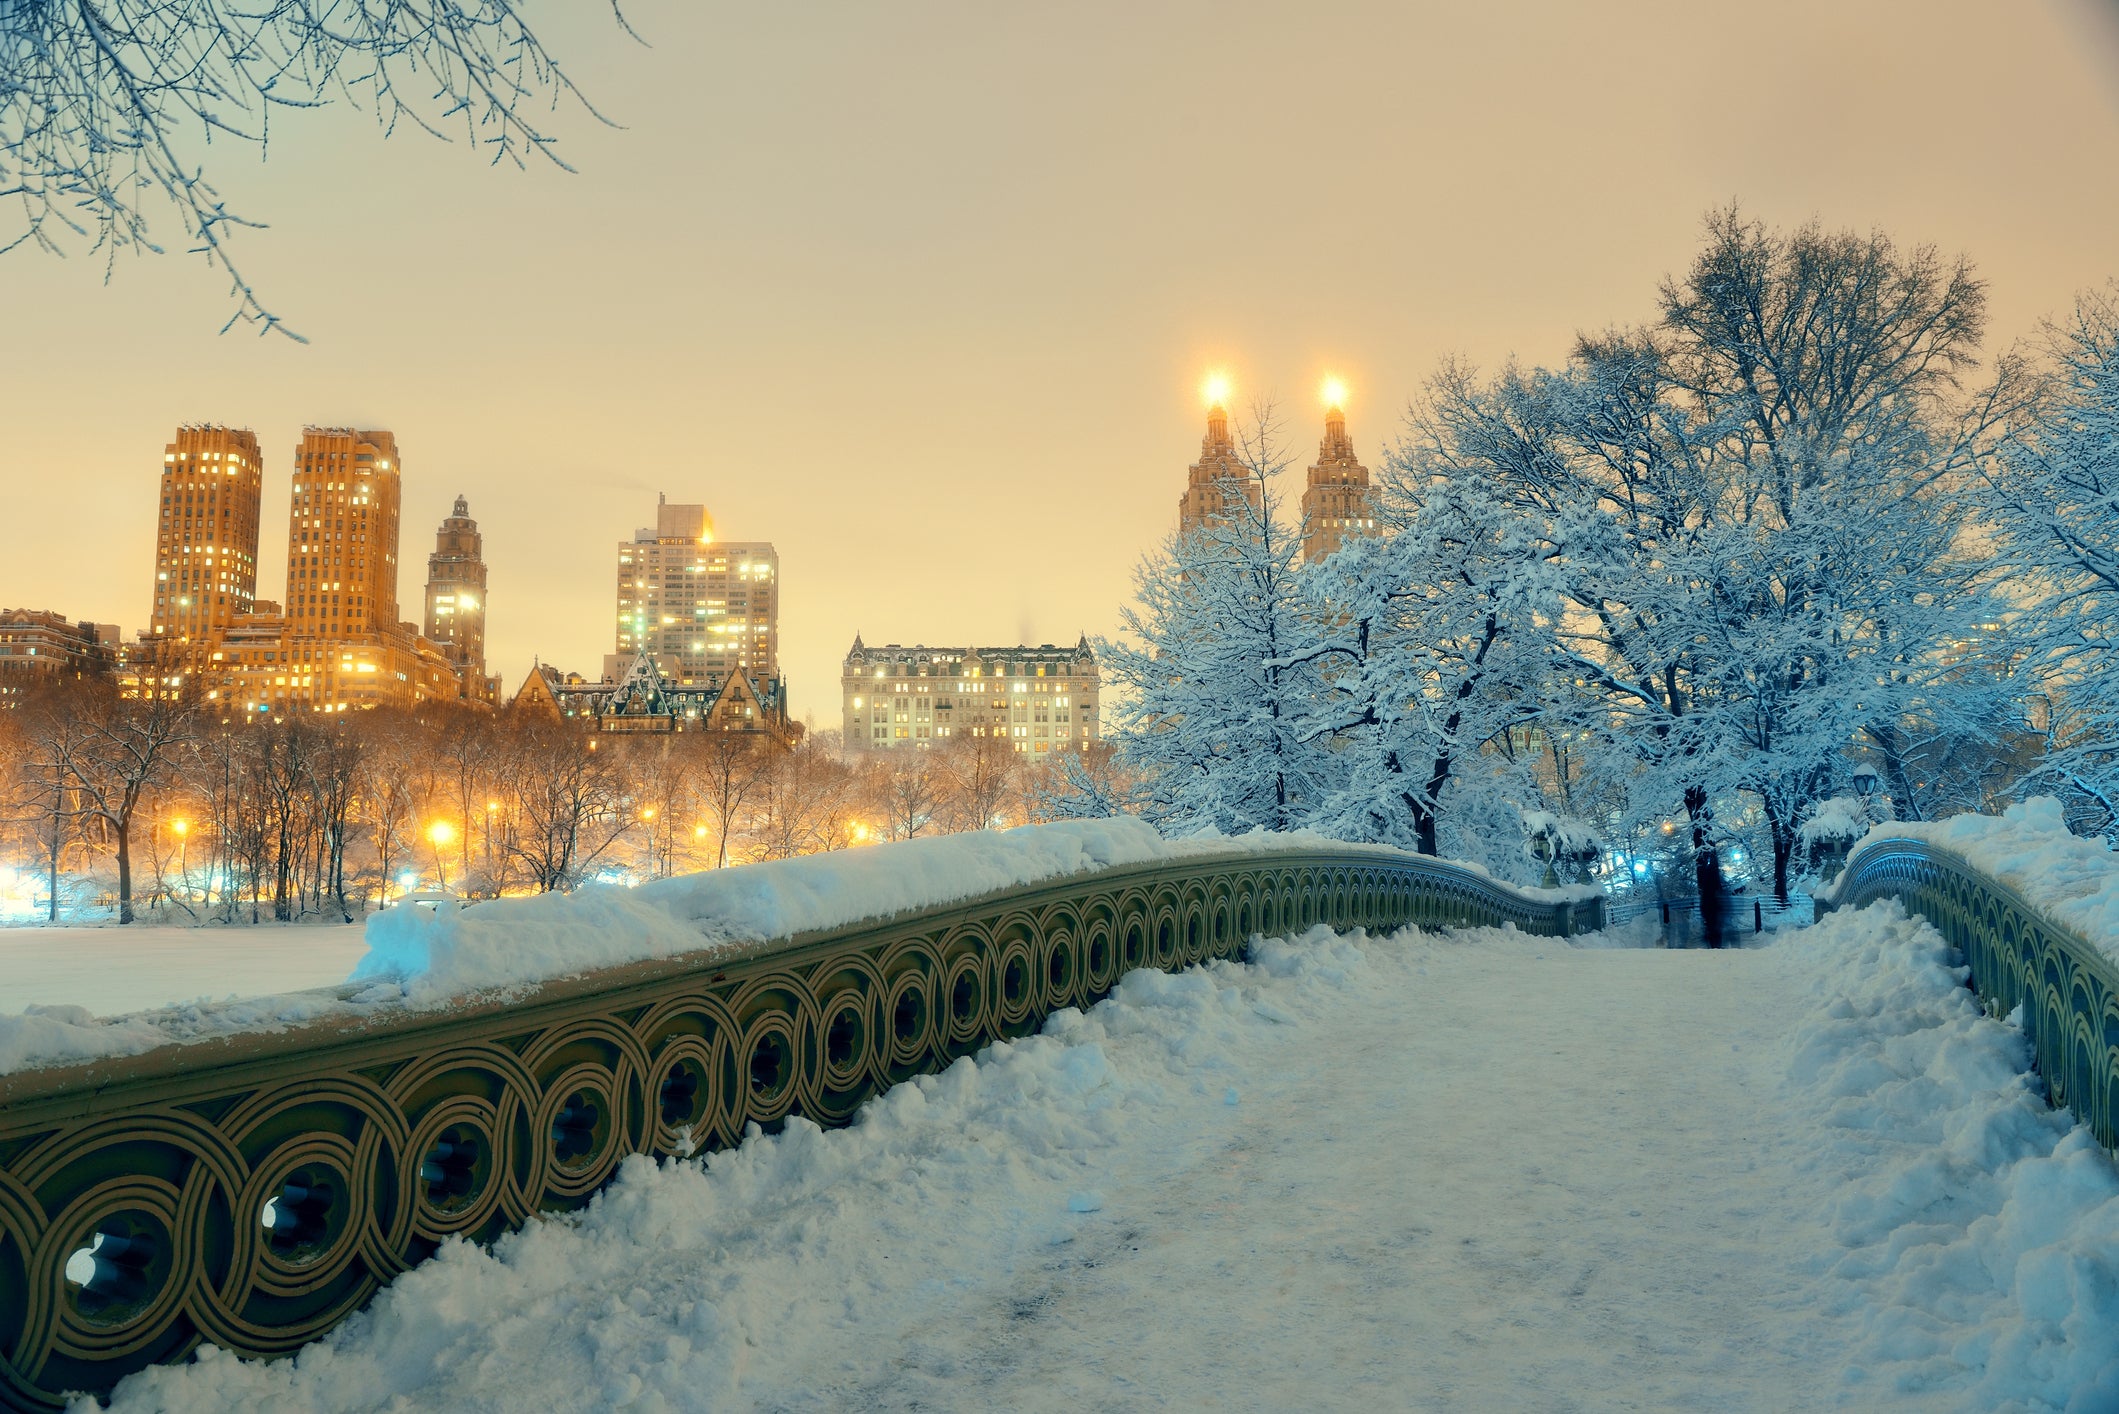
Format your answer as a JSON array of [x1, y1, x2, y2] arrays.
[[428, 820, 456, 893], [1851, 764, 1881, 813], [172, 820, 189, 903], [484, 801, 499, 878], [1528, 827, 1560, 889]]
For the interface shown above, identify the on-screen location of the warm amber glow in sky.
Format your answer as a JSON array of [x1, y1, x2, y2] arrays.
[[4, 1, 2117, 723], [1321, 378, 1349, 412]]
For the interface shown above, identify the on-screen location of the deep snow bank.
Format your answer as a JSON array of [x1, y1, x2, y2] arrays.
[[349, 818, 1582, 1010], [352, 818, 1172, 1007], [1773, 900, 2119, 1405], [1840, 797, 2119, 966]]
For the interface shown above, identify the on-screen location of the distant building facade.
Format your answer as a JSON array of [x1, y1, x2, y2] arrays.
[[145, 425, 472, 716], [424, 494, 496, 701], [841, 637, 1100, 753], [1177, 400, 1259, 534], [513, 650, 797, 742], [1298, 402, 1376, 561], [615, 496, 780, 688], [149, 425, 264, 644], [0, 611, 118, 706]]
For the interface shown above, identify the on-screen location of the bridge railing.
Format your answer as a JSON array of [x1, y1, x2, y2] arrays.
[[0, 841, 1597, 1409], [1817, 833, 2119, 1154]]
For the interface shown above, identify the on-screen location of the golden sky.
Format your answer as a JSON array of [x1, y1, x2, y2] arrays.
[[4, 0, 2116, 722]]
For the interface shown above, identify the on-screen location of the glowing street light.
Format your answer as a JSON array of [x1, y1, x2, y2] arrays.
[[427, 820, 455, 892], [172, 820, 190, 903]]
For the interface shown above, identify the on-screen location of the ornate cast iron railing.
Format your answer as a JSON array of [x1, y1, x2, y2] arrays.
[[1819, 835, 2119, 1153], [0, 844, 1596, 1409]]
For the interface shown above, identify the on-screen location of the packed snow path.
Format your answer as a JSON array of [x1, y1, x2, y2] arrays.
[[99, 906, 2119, 1412]]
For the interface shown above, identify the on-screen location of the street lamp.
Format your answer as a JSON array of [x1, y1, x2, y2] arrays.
[[427, 820, 456, 892], [172, 820, 189, 903]]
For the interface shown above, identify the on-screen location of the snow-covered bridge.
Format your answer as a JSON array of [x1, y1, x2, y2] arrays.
[[4, 813, 2117, 1409]]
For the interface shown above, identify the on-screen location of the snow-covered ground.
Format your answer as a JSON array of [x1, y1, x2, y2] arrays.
[[90, 902, 2119, 1412], [0, 924, 368, 1018]]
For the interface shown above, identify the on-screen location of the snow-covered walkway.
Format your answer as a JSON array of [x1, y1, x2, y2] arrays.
[[96, 906, 2119, 1412]]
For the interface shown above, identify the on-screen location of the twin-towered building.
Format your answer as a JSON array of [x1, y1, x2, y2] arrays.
[[147, 424, 495, 714], [1178, 394, 1377, 561]]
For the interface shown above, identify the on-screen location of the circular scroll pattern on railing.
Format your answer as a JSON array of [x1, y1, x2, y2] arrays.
[[1038, 928, 1078, 1012], [407, 1100, 503, 1239], [883, 965, 935, 1072], [648, 1038, 720, 1156], [942, 951, 988, 1050], [1083, 914, 1118, 995]]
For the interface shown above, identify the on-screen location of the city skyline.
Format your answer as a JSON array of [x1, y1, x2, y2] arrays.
[[4, 2, 2117, 723]]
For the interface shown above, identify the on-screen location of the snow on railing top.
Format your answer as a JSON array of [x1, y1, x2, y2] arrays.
[[0, 820, 1593, 1080], [1830, 797, 2119, 966]]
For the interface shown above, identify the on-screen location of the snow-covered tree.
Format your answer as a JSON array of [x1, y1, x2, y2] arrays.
[[1292, 382, 1564, 857], [1983, 287, 2119, 831], [1426, 211, 2010, 931], [1102, 405, 1322, 836]]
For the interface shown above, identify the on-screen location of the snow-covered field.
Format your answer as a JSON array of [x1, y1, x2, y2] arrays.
[[90, 902, 2119, 1412], [0, 924, 367, 1017]]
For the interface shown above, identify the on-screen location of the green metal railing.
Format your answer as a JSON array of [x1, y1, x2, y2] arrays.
[[1818, 834, 2119, 1152], [0, 843, 1597, 1409]]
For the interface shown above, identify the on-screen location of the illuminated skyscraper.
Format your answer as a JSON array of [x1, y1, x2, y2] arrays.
[[1177, 395, 1260, 534], [283, 428, 402, 639], [614, 495, 779, 686], [424, 494, 490, 695], [148, 425, 263, 644], [1299, 398, 1376, 561]]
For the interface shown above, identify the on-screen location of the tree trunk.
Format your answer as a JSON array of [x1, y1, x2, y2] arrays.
[[115, 823, 134, 925], [1762, 800, 1795, 906], [1686, 784, 1726, 947], [45, 817, 59, 924]]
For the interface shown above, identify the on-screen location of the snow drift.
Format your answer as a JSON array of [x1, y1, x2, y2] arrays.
[[1840, 796, 2119, 967]]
